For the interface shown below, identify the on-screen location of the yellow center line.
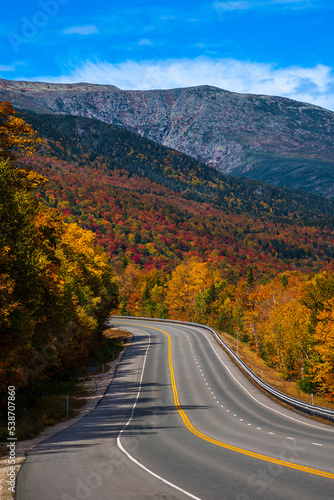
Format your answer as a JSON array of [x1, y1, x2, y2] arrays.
[[117, 322, 334, 479]]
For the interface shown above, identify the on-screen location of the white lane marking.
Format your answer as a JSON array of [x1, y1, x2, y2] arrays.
[[286, 437, 294, 440], [188, 329, 293, 435], [186, 326, 334, 433], [117, 333, 203, 500], [257, 427, 262, 430], [195, 351, 254, 430], [119, 324, 268, 440], [312, 443, 323, 446]]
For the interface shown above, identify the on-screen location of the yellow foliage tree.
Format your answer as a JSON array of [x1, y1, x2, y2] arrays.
[[165, 259, 213, 320], [313, 299, 334, 398], [0, 101, 46, 190], [0, 101, 41, 161]]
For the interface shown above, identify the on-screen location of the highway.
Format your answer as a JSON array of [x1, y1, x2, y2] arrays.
[[16, 319, 334, 499]]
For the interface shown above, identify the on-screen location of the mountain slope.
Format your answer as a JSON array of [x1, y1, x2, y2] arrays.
[[18, 110, 334, 224], [1, 78, 334, 198], [13, 110, 334, 278]]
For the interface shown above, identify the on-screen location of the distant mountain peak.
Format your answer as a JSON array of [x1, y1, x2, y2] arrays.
[[1, 78, 334, 199]]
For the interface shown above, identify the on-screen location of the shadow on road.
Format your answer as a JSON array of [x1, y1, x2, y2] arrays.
[[26, 333, 210, 458]]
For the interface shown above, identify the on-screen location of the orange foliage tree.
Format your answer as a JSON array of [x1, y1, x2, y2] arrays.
[[243, 272, 311, 379], [313, 299, 334, 398]]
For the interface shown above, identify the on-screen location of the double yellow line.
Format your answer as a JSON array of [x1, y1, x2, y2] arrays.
[[121, 322, 334, 479]]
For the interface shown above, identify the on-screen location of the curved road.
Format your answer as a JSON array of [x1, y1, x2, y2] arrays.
[[17, 319, 334, 500]]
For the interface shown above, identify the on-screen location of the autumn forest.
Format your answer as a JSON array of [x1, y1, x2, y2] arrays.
[[1, 101, 334, 407]]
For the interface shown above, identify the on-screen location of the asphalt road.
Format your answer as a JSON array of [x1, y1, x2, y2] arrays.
[[16, 319, 334, 500]]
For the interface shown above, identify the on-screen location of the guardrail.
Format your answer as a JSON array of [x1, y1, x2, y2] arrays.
[[109, 315, 334, 423]]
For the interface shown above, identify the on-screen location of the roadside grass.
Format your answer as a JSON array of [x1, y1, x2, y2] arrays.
[[219, 330, 334, 411], [5, 380, 88, 444], [0, 329, 130, 449], [93, 328, 133, 372]]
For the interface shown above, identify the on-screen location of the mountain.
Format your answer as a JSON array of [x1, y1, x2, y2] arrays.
[[1, 78, 334, 198], [4, 102, 334, 404], [12, 109, 334, 278], [18, 110, 334, 223]]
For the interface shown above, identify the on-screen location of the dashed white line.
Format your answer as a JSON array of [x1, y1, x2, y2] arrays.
[[189, 333, 264, 434], [197, 328, 334, 433]]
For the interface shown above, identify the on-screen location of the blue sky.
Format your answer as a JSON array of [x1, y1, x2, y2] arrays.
[[1, 0, 334, 110]]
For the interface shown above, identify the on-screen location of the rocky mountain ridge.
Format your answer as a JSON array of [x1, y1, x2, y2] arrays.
[[1, 78, 334, 198]]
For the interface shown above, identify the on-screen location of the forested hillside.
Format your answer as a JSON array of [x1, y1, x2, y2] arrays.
[[19, 111, 334, 224], [2, 101, 334, 402], [16, 110, 334, 278]]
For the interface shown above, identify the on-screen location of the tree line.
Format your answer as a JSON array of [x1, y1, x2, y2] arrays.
[[116, 259, 334, 400], [1, 101, 334, 404], [0, 102, 118, 402]]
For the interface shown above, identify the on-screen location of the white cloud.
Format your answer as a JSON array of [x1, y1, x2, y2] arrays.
[[29, 57, 334, 111], [214, 1, 252, 11], [138, 39, 153, 46], [269, 0, 312, 4], [0, 65, 15, 72], [159, 15, 176, 21], [62, 25, 99, 35], [214, 0, 313, 12]]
